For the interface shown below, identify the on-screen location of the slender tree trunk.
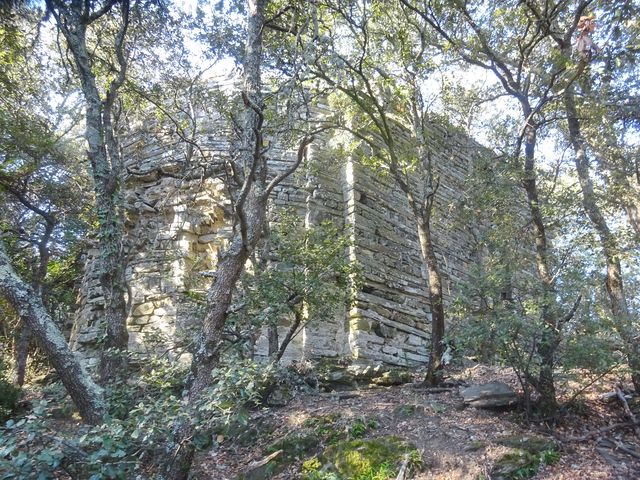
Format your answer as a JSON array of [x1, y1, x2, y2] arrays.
[[186, 0, 267, 398], [564, 91, 640, 391], [13, 322, 30, 386], [189, 214, 264, 397], [7, 189, 56, 386], [603, 166, 640, 242], [276, 307, 304, 362], [267, 323, 279, 357], [163, 2, 269, 477], [162, 232, 257, 479], [393, 176, 446, 386], [521, 120, 558, 416], [45, 1, 130, 383], [414, 216, 445, 386], [0, 240, 105, 424], [620, 196, 640, 243]]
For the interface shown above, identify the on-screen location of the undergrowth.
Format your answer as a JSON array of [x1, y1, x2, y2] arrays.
[[0, 357, 286, 478]]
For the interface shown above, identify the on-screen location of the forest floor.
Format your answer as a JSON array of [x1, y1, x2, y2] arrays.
[[192, 364, 640, 480]]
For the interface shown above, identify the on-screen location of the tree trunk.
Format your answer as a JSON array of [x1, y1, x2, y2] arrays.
[[13, 322, 30, 386], [267, 323, 279, 357], [163, 2, 269, 477], [0, 240, 105, 424], [276, 307, 304, 362], [621, 196, 640, 243], [564, 91, 640, 391], [188, 228, 259, 396], [521, 119, 558, 416], [45, 1, 130, 383], [415, 216, 445, 386]]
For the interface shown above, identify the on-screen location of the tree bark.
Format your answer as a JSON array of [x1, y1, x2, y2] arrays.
[[13, 323, 30, 386], [404, 83, 446, 386], [45, 0, 130, 383], [415, 216, 445, 386], [0, 239, 105, 424], [276, 306, 304, 362], [162, 2, 269, 477], [267, 323, 279, 357], [564, 90, 640, 391], [186, 0, 268, 398], [521, 119, 558, 416], [188, 213, 265, 397]]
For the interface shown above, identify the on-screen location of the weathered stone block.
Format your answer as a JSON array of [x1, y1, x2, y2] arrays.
[[460, 382, 519, 409], [132, 302, 155, 316], [128, 315, 150, 326], [198, 233, 217, 244]]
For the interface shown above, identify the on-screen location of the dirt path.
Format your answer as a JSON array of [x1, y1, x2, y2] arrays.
[[192, 366, 640, 479]]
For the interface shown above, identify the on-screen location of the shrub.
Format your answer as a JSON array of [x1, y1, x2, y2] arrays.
[[0, 359, 20, 422], [0, 357, 284, 478]]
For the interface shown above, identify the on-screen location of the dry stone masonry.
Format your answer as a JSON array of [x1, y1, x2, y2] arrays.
[[72, 89, 485, 368]]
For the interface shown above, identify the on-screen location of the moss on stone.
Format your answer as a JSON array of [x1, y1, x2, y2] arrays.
[[304, 413, 346, 444], [370, 368, 413, 386], [496, 435, 557, 454], [303, 413, 342, 430], [491, 435, 560, 480], [265, 430, 321, 463], [306, 436, 421, 480], [491, 449, 539, 479]]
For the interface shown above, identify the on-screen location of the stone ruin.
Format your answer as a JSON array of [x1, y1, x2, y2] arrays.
[[70, 91, 485, 368]]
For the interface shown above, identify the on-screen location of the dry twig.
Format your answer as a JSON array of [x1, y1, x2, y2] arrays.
[[615, 385, 640, 438], [557, 420, 640, 443], [395, 453, 410, 480]]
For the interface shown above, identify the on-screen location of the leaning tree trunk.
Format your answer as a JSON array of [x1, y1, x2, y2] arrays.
[[564, 90, 640, 391], [163, 2, 269, 478], [7, 181, 57, 386], [188, 200, 268, 396], [0, 240, 105, 424]]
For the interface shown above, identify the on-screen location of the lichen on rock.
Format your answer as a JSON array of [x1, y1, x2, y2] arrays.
[[304, 436, 422, 480]]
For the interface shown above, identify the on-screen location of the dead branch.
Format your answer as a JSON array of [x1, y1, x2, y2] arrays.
[[597, 438, 640, 460], [556, 420, 640, 442], [395, 453, 410, 480], [615, 385, 640, 438]]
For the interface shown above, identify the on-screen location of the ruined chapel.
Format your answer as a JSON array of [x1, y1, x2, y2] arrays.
[[69, 85, 486, 368]]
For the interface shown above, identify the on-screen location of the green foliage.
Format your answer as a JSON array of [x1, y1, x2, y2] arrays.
[[491, 447, 560, 480], [347, 418, 378, 439], [231, 209, 358, 358], [303, 413, 345, 444], [0, 357, 282, 478], [199, 359, 278, 414], [305, 437, 421, 480], [451, 149, 624, 411], [0, 358, 20, 422]]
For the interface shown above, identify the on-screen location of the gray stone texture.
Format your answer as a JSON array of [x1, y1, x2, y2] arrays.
[[71, 90, 486, 368], [460, 382, 519, 408]]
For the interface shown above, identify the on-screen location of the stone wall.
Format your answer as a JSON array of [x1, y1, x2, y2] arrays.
[[70, 117, 234, 366], [343, 122, 478, 366], [71, 95, 485, 368]]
